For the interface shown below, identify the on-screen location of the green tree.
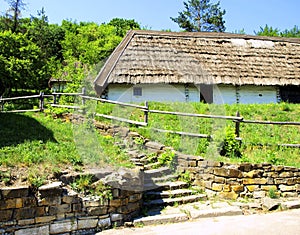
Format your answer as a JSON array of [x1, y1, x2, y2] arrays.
[[55, 21, 123, 92], [255, 25, 280, 37], [280, 26, 300, 38], [0, 30, 50, 96], [26, 8, 65, 61], [255, 25, 300, 38], [108, 18, 141, 37], [4, 0, 26, 33], [171, 0, 226, 32]]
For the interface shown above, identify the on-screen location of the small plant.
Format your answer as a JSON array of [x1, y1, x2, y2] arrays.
[[28, 169, 46, 188], [220, 126, 242, 158], [268, 188, 279, 199], [0, 170, 11, 185], [134, 136, 145, 145], [157, 149, 176, 167], [71, 174, 94, 194], [71, 174, 113, 200], [180, 208, 191, 219], [178, 170, 193, 187]]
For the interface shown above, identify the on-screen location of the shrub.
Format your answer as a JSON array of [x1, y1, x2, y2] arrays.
[[220, 126, 242, 158]]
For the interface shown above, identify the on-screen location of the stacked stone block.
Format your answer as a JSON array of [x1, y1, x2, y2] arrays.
[[0, 181, 142, 234], [177, 154, 300, 200]]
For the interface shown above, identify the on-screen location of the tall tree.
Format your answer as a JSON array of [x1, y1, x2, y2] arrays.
[[4, 0, 26, 33], [255, 25, 300, 38], [255, 25, 280, 37], [171, 0, 226, 32], [108, 18, 140, 37], [0, 30, 49, 96]]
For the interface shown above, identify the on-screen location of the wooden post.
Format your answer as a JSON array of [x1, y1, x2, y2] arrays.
[[81, 87, 86, 114], [39, 92, 44, 112], [0, 96, 3, 112], [53, 94, 57, 105], [144, 101, 149, 126], [235, 111, 240, 138]]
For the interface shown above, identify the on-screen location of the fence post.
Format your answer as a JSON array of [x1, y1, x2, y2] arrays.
[[235, 111, 240, 138], [0, 96, 3, 112], [81, 87, 86, 114], [144, 101, 149, 126], [53, 94, 57, 105], [39, 92, 44, 112]]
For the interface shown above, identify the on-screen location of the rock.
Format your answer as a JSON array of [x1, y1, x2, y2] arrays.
[[145, 141, 164, 150], [261, 197, 280, 211], [213, 168, 242, 178], [243, 170, 263, 178], [243, 178, 268, 185], [219, 191, 239, 200], [281, 200, 300, 210], [1, 186, 29, 199], [279, 185, 296, 192], [253, 191, 266, 199]]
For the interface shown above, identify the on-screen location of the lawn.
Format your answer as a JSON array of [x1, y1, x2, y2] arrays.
[[95, 102, 300, 168], [0, 112, 133, 187]]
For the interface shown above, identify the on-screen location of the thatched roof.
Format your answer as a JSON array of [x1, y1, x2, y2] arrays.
[[94, 30, 300, 94]]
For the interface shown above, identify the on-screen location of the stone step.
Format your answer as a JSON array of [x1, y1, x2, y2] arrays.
[[149, 174, 178, 184], [143, 181, 189, 192], [140, 155, 158, 165], [144, 167, 172, 178], [143, 194, 207, 207], [144, 162, 161, 170], [133, 213, 188, 227], [144, 189, 196, 200]]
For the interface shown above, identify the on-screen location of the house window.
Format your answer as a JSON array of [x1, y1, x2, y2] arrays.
[[133, 87, 142, 96]]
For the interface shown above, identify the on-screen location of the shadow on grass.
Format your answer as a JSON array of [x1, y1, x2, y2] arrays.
[[0, 113, 57, 148]]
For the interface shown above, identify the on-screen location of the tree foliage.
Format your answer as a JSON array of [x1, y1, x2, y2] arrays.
[[255, 25, 300, 38], [0, 0, 141, 97], [171, 0, 226, 32], [4, 0, 26, 33], [108, 18, 141, 37], [0, 31, 49, 95]]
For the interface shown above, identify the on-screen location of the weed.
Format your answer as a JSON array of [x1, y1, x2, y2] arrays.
[[178, 170, 193, 187], [71, 175, 113, 199], [28, 169, 46, 188], [268, 188, 279, 199], [173, 201, 179, 207], [134, 136, 144, 145], [220, 126, 241, 158], [0, 170, 11, 185], [157, 149, 176, 166], [180, 208, 191, 219]]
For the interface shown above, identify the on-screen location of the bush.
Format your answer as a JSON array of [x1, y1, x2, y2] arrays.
[[220, 126, 242, 158]]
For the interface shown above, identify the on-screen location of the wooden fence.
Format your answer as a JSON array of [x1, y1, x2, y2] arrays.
[[1, 90, 300, 148]]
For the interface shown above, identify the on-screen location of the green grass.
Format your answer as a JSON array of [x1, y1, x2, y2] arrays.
[[95, 102, 300, 168], [0, 112, 133, 186]]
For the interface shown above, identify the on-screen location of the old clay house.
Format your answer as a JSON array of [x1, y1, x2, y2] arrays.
[[94, 30, 300, 104]]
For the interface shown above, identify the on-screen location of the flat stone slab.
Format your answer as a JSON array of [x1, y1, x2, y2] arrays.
[[133, 213, 188, 226], [145, 141, 165, 150], [190, 206, 243, 219], [281, 200, 300, 210]]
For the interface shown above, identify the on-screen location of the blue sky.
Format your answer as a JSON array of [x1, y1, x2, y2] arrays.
[[1, 0, 299, 34]]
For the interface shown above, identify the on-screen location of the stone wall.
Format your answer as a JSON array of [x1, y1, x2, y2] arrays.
[[0, 181, 142, 234], [177, 154, 300, 200]]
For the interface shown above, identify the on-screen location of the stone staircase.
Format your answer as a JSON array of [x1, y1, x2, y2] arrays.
[[122, 133, 207, 216], [94, 124, 207, 218]]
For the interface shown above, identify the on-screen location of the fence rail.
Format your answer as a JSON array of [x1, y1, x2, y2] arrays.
[[0, 90, 299, 148]]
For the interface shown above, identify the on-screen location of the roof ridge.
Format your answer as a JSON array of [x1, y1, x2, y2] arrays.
[[130, 30, 300, 44]]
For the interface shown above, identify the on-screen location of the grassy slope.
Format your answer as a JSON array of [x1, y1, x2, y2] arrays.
[[0, 112, 132, 186], [0, 102, 299, 187], [96, 102, 300, 168]]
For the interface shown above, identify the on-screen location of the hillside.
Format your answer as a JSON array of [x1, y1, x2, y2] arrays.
[[0, 102, 299, 187]]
